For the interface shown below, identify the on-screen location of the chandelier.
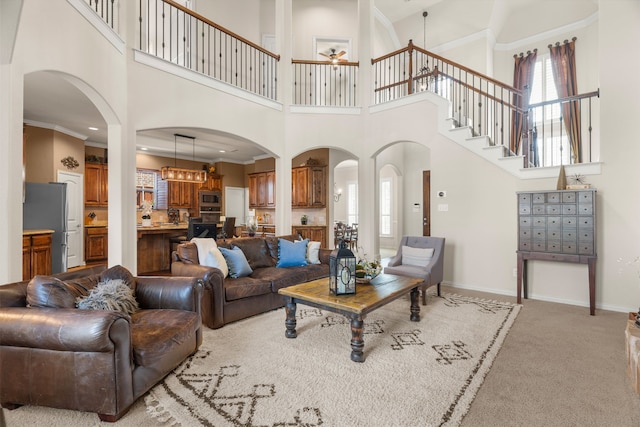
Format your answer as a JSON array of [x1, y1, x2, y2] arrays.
[[416, 11, 434, 92], [160, 134, 207, 183]]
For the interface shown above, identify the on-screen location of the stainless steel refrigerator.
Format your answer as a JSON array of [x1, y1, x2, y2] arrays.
[[23, 182, 68, 274]]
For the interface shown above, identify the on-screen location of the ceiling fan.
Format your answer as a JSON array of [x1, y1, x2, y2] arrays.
[[319, 48, 348, 65]]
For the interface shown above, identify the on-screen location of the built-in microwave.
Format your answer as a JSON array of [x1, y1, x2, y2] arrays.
[[199, 190, 221, 208]]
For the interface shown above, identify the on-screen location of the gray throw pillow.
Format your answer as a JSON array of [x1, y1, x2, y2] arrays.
[[76, 279, 139, 315], [219, 246, 253, 278]]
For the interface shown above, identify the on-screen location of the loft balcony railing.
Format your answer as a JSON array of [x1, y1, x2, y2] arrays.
[[372, 40, 525, 150], [371, 40, 600, 168], [523, 90, 599, 167], [291, 60, 359, 107], [137, 0, 280, 100], [84, 0, 118, 29]]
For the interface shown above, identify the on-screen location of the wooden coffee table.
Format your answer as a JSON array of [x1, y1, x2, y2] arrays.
[[278, 274, 424, 362]]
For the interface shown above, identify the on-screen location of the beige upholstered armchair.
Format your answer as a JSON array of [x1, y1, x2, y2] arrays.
[[383, 236, 445, 305]]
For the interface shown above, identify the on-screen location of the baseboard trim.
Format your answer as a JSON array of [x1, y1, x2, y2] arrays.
[[444, 281, 634, 314]]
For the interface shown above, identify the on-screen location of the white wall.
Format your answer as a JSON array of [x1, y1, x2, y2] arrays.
[[292, 0, 358, 59], [194, 0, 268, 46], [5, 0, 640, 315]]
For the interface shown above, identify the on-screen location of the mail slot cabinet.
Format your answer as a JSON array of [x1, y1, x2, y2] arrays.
[[517, 189, 596, 256]]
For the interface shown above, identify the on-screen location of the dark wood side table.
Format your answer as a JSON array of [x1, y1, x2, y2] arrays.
[[517, 251, 597, 315]]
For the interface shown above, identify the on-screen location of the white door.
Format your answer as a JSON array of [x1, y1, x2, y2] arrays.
[[58, 171, 84, 268], [225, 187, 246, 224]]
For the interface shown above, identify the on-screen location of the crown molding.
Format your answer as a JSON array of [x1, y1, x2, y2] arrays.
[[24, 119, 88, 141]]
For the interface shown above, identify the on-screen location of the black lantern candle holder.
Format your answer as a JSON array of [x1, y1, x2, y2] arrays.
[[329, 239, 356, 295]]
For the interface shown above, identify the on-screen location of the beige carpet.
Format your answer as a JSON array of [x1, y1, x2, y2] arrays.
[[2, 291, 519, 427]]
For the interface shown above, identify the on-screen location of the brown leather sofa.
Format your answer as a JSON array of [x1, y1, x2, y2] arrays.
[[171, 234, 330, 329], [0, 264, 203, 422]]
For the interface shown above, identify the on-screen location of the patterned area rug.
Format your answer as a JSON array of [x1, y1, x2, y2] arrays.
[[144, 291, 520, 427]]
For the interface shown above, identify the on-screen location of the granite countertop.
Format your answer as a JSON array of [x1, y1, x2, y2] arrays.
[[85, 220, 108, 228], [137, 223, 188, 230], [23, 229, 55, 235]]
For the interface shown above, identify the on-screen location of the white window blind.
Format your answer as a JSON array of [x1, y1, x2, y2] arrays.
[[347, 182, 358, 225], [380, 178, 391, 236]]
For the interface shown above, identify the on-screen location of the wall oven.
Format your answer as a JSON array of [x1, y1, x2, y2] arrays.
[[199, 190, 222, 223]]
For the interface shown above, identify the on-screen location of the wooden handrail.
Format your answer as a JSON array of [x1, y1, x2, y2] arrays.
[[412, 45, 521, 95], [374, 79, 410, 93], [371, 45, 410, 64], [528, 89, 600, 109], [371, 41, 522, 96], [162, 0, 280, 60], [292, 59, 360, 67], [434, 69, 523, 112]]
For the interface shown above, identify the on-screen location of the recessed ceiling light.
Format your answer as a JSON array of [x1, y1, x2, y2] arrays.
[[88, 126, 98, 131], [140, 147, 148, 151], [219, 150, 226, 153]]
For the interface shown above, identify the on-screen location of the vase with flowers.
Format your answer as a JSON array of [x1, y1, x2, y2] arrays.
[[141, 200, 153, 227], [355, 247, 381, 284], [246, 219, 258, 237]]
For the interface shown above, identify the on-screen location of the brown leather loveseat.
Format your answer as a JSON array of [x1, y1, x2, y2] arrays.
[[171, 234, 330, 329], [0, 264, 203, 422]]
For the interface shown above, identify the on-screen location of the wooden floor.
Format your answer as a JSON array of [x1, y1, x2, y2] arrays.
[[68, 263, 171, 276], [67, 262, 106, 272]]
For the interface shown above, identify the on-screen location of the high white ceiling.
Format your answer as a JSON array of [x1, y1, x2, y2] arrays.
[[22, 0, 596, 164], [375, 0, 445, 24]]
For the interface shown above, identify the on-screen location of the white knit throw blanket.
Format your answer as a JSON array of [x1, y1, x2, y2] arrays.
[[191, 237, 217, 265]]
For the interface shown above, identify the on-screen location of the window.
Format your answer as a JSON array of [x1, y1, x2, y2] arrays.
[[347, 182, 358, 225], [380, 178, 391, 237], [136, 169, 157, 209], [529, 53, 570, 166]]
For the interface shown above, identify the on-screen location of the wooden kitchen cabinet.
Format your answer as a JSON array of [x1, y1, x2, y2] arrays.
[[86, 226, 108, 263], [85, 163, 108, 206], [208, 173, 223, 191], [248, 174, 258, 207], [292, 225, 327, 248], [168, 181, 197, 208], [292, 167, 308, 207], [265, 171, 276, 207], [22, 231, 53, 280], [292, 165, 326, 208], [248, 171, 275, 208]]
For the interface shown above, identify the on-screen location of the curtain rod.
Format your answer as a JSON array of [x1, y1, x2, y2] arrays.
[[548, 36, 578, 49], [513, 48, 538, 59]]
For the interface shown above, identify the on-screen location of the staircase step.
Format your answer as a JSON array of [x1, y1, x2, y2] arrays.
[[424, 95, 601, 180]]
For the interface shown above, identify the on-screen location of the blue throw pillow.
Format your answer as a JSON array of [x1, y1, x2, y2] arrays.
[[219, 246, 253, 278], [277, 238, 309, 268]]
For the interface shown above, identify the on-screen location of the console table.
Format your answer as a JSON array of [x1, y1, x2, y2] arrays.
[[516, 189, 597, 315]]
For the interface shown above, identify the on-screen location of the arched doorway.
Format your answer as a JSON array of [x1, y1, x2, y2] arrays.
[[375, 141, 431, 259]]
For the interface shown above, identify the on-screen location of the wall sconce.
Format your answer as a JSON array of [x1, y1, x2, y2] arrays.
[[334, 183, 342, 202]]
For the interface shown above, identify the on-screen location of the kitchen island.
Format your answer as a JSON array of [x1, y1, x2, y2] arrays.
[[137, 223, 188, 275]]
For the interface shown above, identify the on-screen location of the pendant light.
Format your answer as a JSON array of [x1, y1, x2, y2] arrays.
[[161, 133, 207, 183], [417, 11, 433, 92]]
